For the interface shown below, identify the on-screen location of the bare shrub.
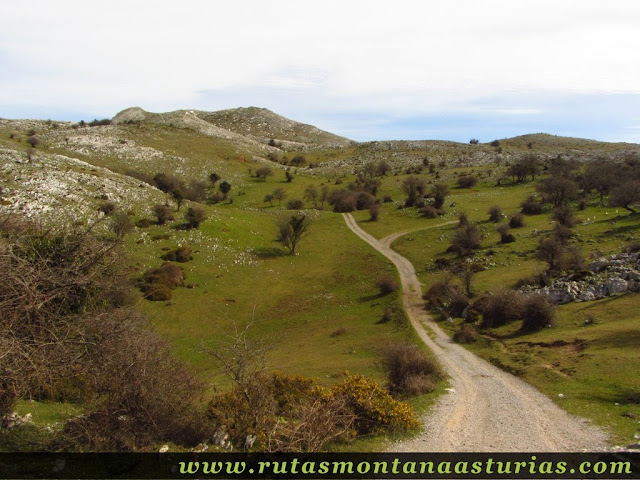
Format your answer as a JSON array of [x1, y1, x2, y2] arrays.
[[139, 263, 185, 300], [152, 204, 174, 225], [286, 198, 304, 210], [110, 211, 134, 238], [420, 206, 439, 218], [476, 290, 525, 328], [330, 327, 347, 337], [52, 310, 206, 451], [381, 343, 444, 397], [520, 295, 556, 333], [521, 195, 543, 215], [98, 202, 117, 216], [552, 205, 577, 227], [509, 213, 525, 228], [488, 205, 503, 223], [135, 218, 152, 228], [0, 217, 205, 449], [457, 175, 478, 188], [369, 203, 380, 221], [453, 324, 478, 343], [376, 274, 398, 295], [185, 206, 207, 229], [161, 246, 193, 262], [496, 223, 515, 244], [448, 223, 482, 256]]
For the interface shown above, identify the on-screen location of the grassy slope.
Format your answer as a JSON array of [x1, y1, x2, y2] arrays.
[[4, 117, 640, 446], [127, 207, 413, 387], [352, 166, 640, 445]]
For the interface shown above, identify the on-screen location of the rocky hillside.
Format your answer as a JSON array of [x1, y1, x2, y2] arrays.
[[112, 106, 354, 152]]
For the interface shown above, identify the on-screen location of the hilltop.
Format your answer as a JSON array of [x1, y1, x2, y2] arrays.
[[112, 106, 355, 152]]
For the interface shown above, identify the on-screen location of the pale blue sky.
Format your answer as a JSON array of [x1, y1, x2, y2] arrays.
[[1, 0, 640, 143]]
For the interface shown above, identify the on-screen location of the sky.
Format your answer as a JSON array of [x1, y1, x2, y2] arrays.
[[1, 0, 640, 143]]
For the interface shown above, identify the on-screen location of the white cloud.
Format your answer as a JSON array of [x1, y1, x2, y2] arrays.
[[1, 0, 640, 140]]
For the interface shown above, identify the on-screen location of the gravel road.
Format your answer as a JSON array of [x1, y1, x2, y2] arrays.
[[343, 213, 609, 452]]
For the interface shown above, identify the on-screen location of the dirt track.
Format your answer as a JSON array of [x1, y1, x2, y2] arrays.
[[343, 213, 609, 452]]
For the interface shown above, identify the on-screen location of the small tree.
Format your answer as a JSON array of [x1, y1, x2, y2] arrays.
[[432, 183, 449, 209], [185, 206, 207, 229], [402, 176, 426, 207], [609, 180, 640, 213], [536, 237, 566, 271], [111, 211, 134, 238], [171, 188, 185, 211], [256, 167, 273, 181], [290, 155, 306, 167], [277, 214, 311, 255], [263, 194, 274, 207], [272, 187, 287, 206], [536, 176, 578, 207], [209, 172, 221, 186], [304, 185, 319, 208]]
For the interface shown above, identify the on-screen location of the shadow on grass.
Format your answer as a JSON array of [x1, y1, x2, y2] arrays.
[[359, 293, 386, 303], [251, 247, 288, 259], [589, 328, 640, 349]]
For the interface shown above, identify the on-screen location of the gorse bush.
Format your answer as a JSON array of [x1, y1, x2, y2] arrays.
[[327, 374, 419, 434]]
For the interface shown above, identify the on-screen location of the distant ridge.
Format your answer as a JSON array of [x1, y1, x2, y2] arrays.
[[112, 106, 354, 151]]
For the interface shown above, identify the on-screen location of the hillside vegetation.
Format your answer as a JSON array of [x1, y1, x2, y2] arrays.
[[1, 108, 639, 450]]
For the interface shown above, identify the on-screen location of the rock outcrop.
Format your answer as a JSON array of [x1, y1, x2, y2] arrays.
[[521, 252, 640, 304]]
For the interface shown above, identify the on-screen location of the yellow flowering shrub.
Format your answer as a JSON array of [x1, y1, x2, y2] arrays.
[[327, 374, 419, 434]]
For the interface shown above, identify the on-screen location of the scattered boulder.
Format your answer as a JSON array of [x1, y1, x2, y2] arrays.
[[1, 412, 32, 429]]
